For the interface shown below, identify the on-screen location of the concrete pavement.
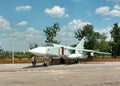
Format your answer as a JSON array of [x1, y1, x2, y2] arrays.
[[0, 62, 120, 72]]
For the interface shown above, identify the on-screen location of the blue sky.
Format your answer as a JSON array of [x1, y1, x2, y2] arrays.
[[0, 0, 120, 51]]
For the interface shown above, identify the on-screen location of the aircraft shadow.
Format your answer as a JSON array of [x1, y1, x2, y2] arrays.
[[23, 64, 46, 69], [23, 62, 105, 69], [23, 63, 77, 69]]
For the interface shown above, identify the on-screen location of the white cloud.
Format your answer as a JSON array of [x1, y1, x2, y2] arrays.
[[57, 27, 77, 45], [68, 19, 90, 30], [57, 19, 90, 45], [16, 5, 32, 12], [95, 28, 112, 41], [15, 27, 41, 40], [0, 17, 42, 51], [95, 5, 120, 17], [44, 6, 69, 18], [109, 9, 120, 17], [65, 14, 69, 18], [73, 0, 81, 2], [118, 23, 120, 26], [26, 27, 34, 32], [107, 0, 120, 3], [0, 16, 12, 51], [114, 5, 120, 10], [104, 17, 111, 21], [0, 16, 11, 30], [12, 27, 43, 51], [96, 6, 109, 15], [17, 21, 28, 26]]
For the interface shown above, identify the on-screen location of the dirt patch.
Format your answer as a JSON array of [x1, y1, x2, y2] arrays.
[[0, 69, 120, 86], [90, 81, 120, 86]]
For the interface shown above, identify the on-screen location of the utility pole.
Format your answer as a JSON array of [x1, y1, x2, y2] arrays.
[[12, 31, 15, 64]]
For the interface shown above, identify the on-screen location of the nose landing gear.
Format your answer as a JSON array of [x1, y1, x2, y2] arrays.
[[32, 56, 37, 67]]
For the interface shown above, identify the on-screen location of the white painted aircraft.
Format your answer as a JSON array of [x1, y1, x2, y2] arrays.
[[29, 37, 111, 66]]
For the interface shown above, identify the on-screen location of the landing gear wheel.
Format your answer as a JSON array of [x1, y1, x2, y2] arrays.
[[75, 59, 79, 63], [43, 56, 50, 66], [44, 62, 49, 66], [60, 57, 65, 64], [32, 62, 36, 67], [32, 56, 37, 67]]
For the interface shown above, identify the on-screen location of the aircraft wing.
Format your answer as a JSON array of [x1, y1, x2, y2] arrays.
[[79, 49, 111, 55]]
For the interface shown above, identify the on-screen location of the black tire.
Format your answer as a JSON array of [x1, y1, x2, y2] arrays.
[[60, 57, 65, 64], [44, 62, 49, 66]]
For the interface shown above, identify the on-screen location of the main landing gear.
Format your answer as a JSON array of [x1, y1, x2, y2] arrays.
[[43, 56, 49, 66], [74, 58, 79, 63], [31, 56, 49, 67], [60, 57, 65, 64]]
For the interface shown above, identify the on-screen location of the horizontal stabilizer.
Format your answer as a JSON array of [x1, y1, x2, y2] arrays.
[[79, 49, 111, 55]]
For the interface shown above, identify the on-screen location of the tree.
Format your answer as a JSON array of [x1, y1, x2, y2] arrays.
[[0, 46, 3, 53], [110, 23, 120, 57], [28, 42, 38, 49], [75, 24, 100, 50], [44, 22, 60, 44], [0, 46, 4, 59], [98, 33, 110, 52], [75, 24, 111, 53]]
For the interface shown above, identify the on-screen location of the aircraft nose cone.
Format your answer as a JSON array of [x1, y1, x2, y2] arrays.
[[29, 47, 47, 56], [29, 49, 36, 54]]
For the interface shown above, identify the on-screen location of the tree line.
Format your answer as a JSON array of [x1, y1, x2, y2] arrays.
[[0, 22, 120, 59], [44, 22, 120, 57]]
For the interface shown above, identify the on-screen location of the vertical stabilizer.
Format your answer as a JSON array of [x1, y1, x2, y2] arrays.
[[75, 37, 85, 49]]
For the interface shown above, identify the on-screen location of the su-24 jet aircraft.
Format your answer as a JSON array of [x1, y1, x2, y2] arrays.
[[29, 37, 111, 66]]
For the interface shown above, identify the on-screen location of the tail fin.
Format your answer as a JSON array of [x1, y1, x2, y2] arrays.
[[75, 37, 85, 49]]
